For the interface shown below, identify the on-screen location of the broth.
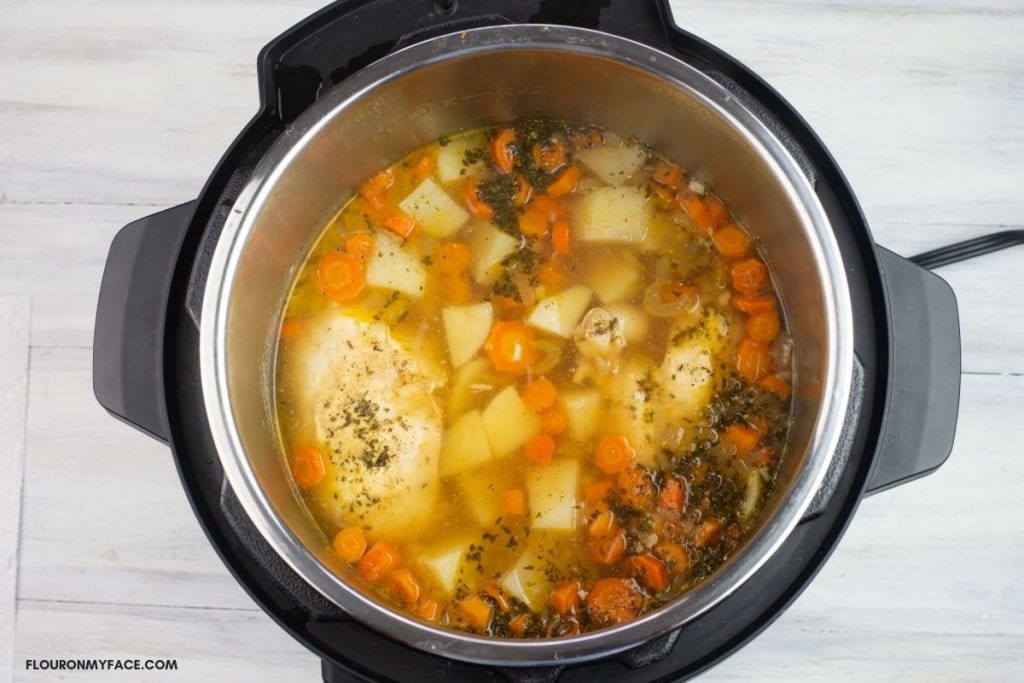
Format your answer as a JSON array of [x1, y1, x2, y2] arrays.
[[274, 119, 792, 637]]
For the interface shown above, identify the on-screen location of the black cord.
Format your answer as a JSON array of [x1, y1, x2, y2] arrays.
[[909, 230, 1024, 269]]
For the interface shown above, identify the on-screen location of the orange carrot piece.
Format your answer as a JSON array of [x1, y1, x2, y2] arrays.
[[441, 273, 472, 305], [585, 578, 643, 627], [416, 598, 442, 622], [584, 478, 615, 503], [332, 527, 368, 563], [760, 374, 792, 399], [654, 543, 690, 573], [537, 258, 566, 288], [722, 424, 760, 456], [412, 154, 434, 180], [289, 446, 326, 489], [525, 433, 556, 464], [659, 282, 699, 304], [736, 338, 772, 383], [711, 224, 751, 260], [388, 568, 421, 604], [360, 170, 393, 199], [483, 320, 538, 374], [616, 465, 656, 508], [522, 377, 557, 412], [508, 613, 531, 636], [550, 580, 582, 616], [652, 162, 682, 190], [357, 540, 400, 582], [491, 128, 517, 174], [500, 488, 528, 517], [279, 319, 302, 341], [595, 435, 635, 474], [531, 139, 567, 172], [316, 251, 365, 302], [732, 295, 776, 315], [518, 202, 550, 237], [456, 595, 493, 633], [343, 233, 375, 262], [546, 164, 580, 197], [438, 241, 472, 275], [540, 409, 567, 435], [381, 210, 417, 239], [589, 528, 627, 565], [482, 583, 511, 613], [692, 519, 723, 547], [746, 311, 781, 342], [514, 175, 533, 206], [679, 193, 715, 234], [704, 195, 730, 229], [551, 218, 571, 255], [631, 554, 669, 592], [730, 258, 769, 296], [659, 477, 685, 512], [463, 178, 495, 220], [587, 503, 616, 537], [746, 447, 775, 467]]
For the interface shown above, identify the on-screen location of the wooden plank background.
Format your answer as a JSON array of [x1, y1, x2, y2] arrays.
[[1, 0, 1021, 680]]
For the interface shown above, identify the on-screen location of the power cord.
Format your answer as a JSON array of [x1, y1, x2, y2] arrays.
[[909, 230, 1024, 269]]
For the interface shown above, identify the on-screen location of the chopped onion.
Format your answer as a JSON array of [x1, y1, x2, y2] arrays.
[[688, 179, 706, 195]]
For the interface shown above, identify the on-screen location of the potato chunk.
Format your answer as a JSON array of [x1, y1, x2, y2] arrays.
[[501, 532, 571, 611], [527, 285, 593, 338], [559, 389, 601, 443], [575, 186, 650, 243], [527, 459, 579, 530], [481, 385, 542, 458], [584, 251, 642, 304], [440, 409, 493, 477], [420, 543, 467, 594], [365, 232, 426, 297], [436, 133, 487, 184], [398, 177, 469, 238], [576, 137, 646, 186], [443, 302, 493, 367], [470, 222, 519, 285]]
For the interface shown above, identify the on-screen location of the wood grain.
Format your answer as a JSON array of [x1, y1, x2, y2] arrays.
[[2, 0, 1022, 680]]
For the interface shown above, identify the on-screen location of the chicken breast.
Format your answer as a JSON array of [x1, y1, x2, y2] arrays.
[[292, 311, 443, 535]]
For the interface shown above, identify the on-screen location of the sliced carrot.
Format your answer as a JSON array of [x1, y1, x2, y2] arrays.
[[730, 258, 769, 296], [551, 218, 571, 255], [540, 409, 567, 435], [463, 178, 494, 219], [456, 595, 493, 633], [654, 543, 690, 573], [568, 128, 604, 148], [537, 258, 566, 288], [722, 424, 760, 456], [360, 170, 393, 199], [513, 175, 532, 207], [531, 139, 567, 172], [438, 241, 472, 275], [491, 128, 517, 174], [441, 273, 472, 305], [412, 154, 434, 180], [659, 282, 698, 304], [588, 528, 626, 565], [652, 162, 683, 190], [546, 164, 580, 197], [508, 613, 531, 636], [630, 554, 669, 592], [584, 478, 615, 503], [416, 598, 442, 622], [483, 320, 538, 374], [522, 377, 557, 412], [500, 488, 528, 517], [381, 210, 417, 239], [289, 446, 326, 489], [595, 435, 635, 474], [585, 578, 643, 627], [279, 319, 302, 341], [550, 580, 582, 616], [760, 374, 792, 399], [732, 295, 776, 315], [659, 477, 685, 512], [704, 195, 730, 229], [343, 233, 375, 262], [692, 519, 723, 547], [525, 433, 556, 464], [711, 224, 751, 260], [482, 583, 511, 613], [746, 447, 775, 467], [332, 527, 367, 563], [362, 191, 386, 214], [679, 193, 715, 234], [531, 194, 567, 221], [316, 251, 365, 302], [357, 540, 400, 582], [587, 503, 616, 537], [388, 568, 421, 604], [616, 465, 656, 508], [736, 338, 772, 383], [518, 202, 550, 237], [746, 311, 781, 342]]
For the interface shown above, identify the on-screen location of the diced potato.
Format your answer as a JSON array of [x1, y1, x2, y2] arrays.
[[447, 357, 496, 418], [739, 468, 764, 519], [420, 543, 467, 594], [443, 302, 493, 367], [584, 251, 642, 304], [398, 177, 469, 238], [604, 357, 660, 467], [501, 532, 570, 611], [575, 186, 650, 243], [576, 138, 646, 186], [527, 285, 592, 338], [440, 409, 493, 477], [526, 459, 579, 530], [470, 222, 519, 285], [436, 133, 487, 184], [559, 389, 601, 443], [365, 232, 426, 297], [657, 312, 728, 423], [480, 385, 541, 458], [453, 466, 502, 526], [604, 304, 650, 344]]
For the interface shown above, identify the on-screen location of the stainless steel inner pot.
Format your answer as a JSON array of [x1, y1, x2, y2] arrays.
[[199, 24, 854, 665]]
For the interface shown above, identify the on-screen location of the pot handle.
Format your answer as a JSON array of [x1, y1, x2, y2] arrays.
[[865, 247, 961, 494], [92, 201, 196, 444]]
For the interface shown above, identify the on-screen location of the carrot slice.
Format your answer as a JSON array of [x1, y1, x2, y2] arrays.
[[587, 503, 616, 537], [381, 210, 417, 239], [652, 162, 682, 190], [332, 527, 367, 563], [631, 554, 669, 592], [537, 258, 566, 288], [584, 478, 615, 503], [654, 543, 690, 573], [360, 170, 393, 199], [659, 477, 685, 512], [616, 465, 656, 508], [525, 433, 556, 464], [456, 595, 493, 633], [412, 154, 434, 180], [732, 295, 776, 315], [357, 540, 400, 582], [500, 488, 528, 517], [279, 319, 302, 341], [522, 377, 557, 412], [585, 578, 643, 627], [289, 446, 326, 489], [518, 202, 550, 237], [531, 139, 567, 172], [508, 613, 531, 636], [746, 311, 781, 342], [595, 435, 635, 474], [550, 580, 582, 616], [438, 241, 472, 275], [760, 374, 792, 399], [679, 193, 715, 234], [540, 409, 567, 435], [491, 128, 517, 174], [711, 224, 751, 260], [482, 583, 511, 613], [416, 598, 442, 622], [546, 164, 580, 197], [483, 320, 538, 374], [692, 519, 723, 547], [731, 258, 769, 296], [588, 528, 626, 565], [722, 424, 760, 456], [343, 233, 375, 262], [388, 568, 421, 604], [551, 218, 571, 255], [514, 175, 533, 207], [316, 252, 365, 302], [463, 178, 495, 220], [736, 338, 772, 382], [704, 195, 730, 229]]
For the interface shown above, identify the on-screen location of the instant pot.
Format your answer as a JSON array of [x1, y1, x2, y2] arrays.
[[93, 1, 1021, 679]]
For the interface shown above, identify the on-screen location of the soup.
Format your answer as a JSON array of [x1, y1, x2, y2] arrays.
[[274, 119, 792, 638]]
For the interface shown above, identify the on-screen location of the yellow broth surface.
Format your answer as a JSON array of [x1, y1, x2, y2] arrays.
[[274, 120, 793, 638]]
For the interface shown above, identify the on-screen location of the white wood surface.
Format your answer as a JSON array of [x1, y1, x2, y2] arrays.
[[2, 0, 1022, 680]]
